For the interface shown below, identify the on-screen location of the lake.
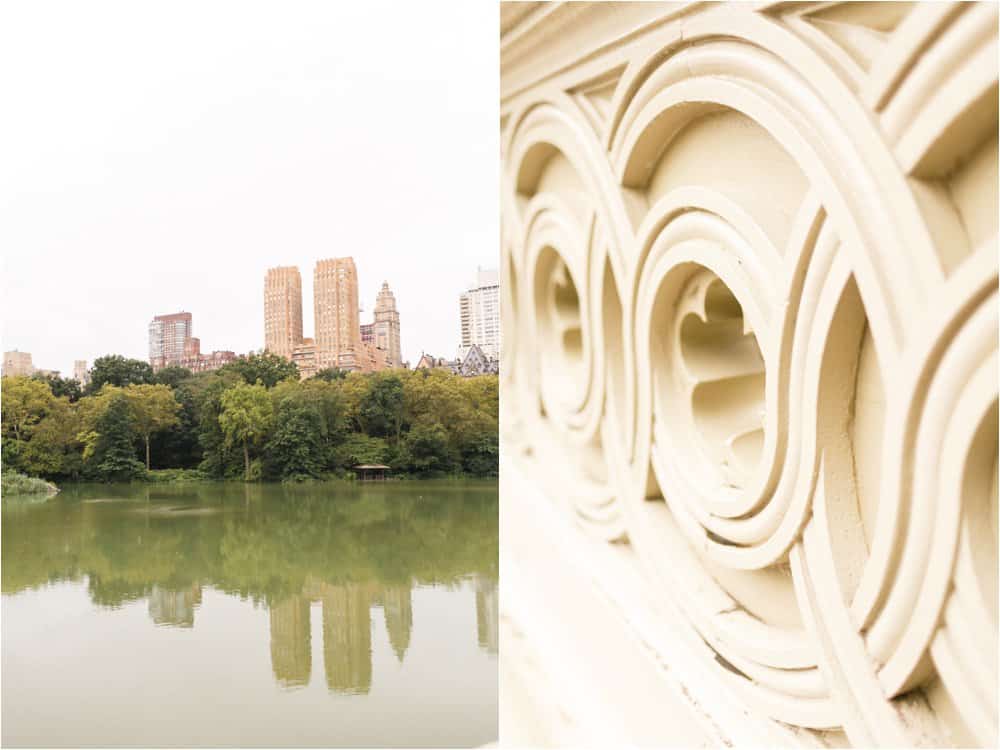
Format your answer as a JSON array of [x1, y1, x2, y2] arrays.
[[1, 480, 498, 748]]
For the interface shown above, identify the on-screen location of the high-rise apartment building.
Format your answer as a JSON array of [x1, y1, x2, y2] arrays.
[[148, 312, 193, 370], [2, 350, 34, 377], [149, 311, 234, 372], [262, 258, 398, 375], [73, 360, 89, 386], [372, 282, 402, 368], [264, 267, 304, 360], [314, 258, 361, 371], [459, 268, 500, 361]]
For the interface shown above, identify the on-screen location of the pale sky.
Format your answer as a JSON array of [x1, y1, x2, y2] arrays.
[[1, 1, 498, 375]]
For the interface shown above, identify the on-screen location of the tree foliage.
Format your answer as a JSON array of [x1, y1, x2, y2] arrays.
[[86, 355, 153, 394], [219, 382, 273, 480], [87, 393, 146, 482], [312, 367, 348, 382], [359, 374, 404, 439], [2, 376, 55, 442], [32, 372, 82, 402], [151, 366, 193, 389], [264, 404, 325, 481], [123, 384, 181, 469], [220, 352, 298, 388], [4, 358, 498, 483]]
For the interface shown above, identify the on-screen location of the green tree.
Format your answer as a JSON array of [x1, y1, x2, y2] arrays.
[[150, 380, 201, 469], [86, 355, 153, 394], [403, 422, 457, 476], [333, 433, 391, 469], [18, 397, 83, 479], [460, 426, 499, 477], [123, 384, 181, 470], [152, 365, 193, 389], [359, 374, 404, 440], [264, 404, 325, 481], [1, 376, 56, 441], [87, 393, 145, 481], [220, 352, 298, 388], [219, 383, 273, 480], [32, 372, 83, 402], [313, 367, 348, 382], [196, 379, 233, 478]]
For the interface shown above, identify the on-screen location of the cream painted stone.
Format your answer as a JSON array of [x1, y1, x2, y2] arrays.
[[500, 2, 998, 746]]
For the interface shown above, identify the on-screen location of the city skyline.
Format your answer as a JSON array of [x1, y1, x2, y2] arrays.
[[1, 2, 496, 378], [267, 256, 401, 374], [5, 260, 493, 379]]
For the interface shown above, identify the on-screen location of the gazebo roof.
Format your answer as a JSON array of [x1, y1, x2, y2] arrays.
[[353, 464, 391, 470]]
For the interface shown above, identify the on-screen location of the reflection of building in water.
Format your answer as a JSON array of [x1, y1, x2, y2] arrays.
[[376, 584, 413, 662], [475, 576, 498, 655], [321, 583, 373, 694], [269, 594, 311, 688], [148, 583, 202, 628], [262, 579, 415, 692]]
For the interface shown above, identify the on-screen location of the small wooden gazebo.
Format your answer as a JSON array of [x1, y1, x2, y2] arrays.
[[354, 464, 391, 481]]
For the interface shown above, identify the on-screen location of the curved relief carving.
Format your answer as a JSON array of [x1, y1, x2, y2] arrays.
[[501, 2, 998, 746]]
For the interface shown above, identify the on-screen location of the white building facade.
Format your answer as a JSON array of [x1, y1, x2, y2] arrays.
[[459, 268, 500, 361]]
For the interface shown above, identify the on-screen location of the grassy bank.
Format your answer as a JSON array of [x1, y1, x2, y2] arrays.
[[2, 470, 58, 497]]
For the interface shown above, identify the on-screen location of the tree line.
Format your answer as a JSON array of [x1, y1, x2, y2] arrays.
[[1, 352, 498, 483]]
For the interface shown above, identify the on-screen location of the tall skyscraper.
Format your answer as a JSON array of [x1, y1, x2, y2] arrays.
[[459, 268, 500, 361], [314, 258, 361, 371], [148, 312, 193, 370], [373, 282, 402, 368], [264, 266, 304, 360]]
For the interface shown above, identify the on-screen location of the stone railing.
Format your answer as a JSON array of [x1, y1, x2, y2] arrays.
[[500, 2, 998, 746]]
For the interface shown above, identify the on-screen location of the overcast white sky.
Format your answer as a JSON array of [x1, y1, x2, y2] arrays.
[[1, 1, 498, 375]]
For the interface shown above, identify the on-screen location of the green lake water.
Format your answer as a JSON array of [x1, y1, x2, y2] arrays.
[[1, 480, 498, 748]]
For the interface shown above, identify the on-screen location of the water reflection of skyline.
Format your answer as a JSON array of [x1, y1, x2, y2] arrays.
[[3, 483, 498, 749], [144, 574, 498, 694], [4, 482, 498, 694]]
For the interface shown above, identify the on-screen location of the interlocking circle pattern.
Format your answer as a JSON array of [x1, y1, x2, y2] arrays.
[[501, 2, 998, 746]]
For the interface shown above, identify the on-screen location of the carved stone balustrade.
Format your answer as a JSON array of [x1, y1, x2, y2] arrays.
[[499, 2, 998, 746]]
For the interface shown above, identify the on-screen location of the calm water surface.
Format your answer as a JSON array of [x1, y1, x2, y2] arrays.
[[2, 480, 498, 748]]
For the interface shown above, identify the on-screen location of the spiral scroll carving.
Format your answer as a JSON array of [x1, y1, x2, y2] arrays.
[[501, 2, 998, 745]]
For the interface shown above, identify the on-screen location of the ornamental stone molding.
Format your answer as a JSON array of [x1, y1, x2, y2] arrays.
[[499, 2, 998, 746]]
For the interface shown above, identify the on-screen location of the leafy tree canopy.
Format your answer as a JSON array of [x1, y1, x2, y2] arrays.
[[11, 353, 498, 483], [152, 366, 193, 389], [219, 382, 274, 480], [312, 367, 348, 382], [123, 384, 181, 470], [87, 355, 153, 394], [32, 372, 82, 402], [87, 393, 145, 482], [359, 374, 404, 440], [221, 352, 298, 389], [1, 376, 56, 441]]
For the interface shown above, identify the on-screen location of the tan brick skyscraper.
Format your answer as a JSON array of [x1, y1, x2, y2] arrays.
[[264, 266, 303, 360], [314, 258, 361, 371], [373, 282, 402, 368]]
